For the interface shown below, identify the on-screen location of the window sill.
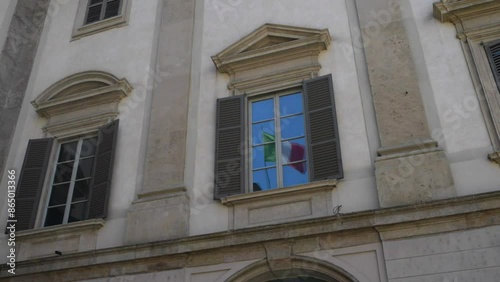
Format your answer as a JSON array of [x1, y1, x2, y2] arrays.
[[16, 219, 105, 261], [221, 180, 337, 229], [71, 14, 127, 41]]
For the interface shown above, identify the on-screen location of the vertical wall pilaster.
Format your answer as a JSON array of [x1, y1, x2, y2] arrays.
[[125, 0, 195, 243], [0, 0, 50, 180], [353, 0, 455, 207]]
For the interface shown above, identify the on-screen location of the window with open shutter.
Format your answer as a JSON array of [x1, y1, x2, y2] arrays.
[[84, 0, 122, 25], [486, 40, 500, 92], [213, 74, 343, 198]]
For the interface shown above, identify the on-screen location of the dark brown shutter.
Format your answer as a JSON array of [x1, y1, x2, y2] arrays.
[[486, 40, 500, 92], [303, 74, 343, 180], [104, 0, 121, 19], [87, 120, 119, 219], [214, 96, 246, 199], [14, 138, 53, 231]]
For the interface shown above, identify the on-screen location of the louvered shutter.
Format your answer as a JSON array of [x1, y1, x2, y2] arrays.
[[486, 40, 500, 92], [104, 0, 121, 19], [214, 96, 246, 199], [13, 138, 53, 231], [87, 120, 119, 219], [85, 0, 103, 25], [303, 74, 343, 180]]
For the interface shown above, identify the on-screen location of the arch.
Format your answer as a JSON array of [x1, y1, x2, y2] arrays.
[[31, 70, 132, 118], [226, 256, 359, 282]]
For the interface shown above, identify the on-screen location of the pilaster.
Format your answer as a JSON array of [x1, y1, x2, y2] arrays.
[[354, 0, 455, 207]]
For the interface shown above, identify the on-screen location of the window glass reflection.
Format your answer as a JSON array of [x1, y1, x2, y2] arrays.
[[280, 114, 305, 139], [252, 168, 277, 191], [279, 92, 303, 116], [252, 121, 275, 145], [252, 98, 274, 122]]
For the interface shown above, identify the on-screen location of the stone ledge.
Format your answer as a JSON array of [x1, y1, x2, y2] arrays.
[[4, 191, 500, 278], [433, 0, 499, 23], [16, 219, 105, 239]]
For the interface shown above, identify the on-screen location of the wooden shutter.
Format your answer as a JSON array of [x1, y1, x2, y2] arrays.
[[214, 96, 246, 199], [14, 138, 53, 231], [486, 40, 500, 91], [104, 0, 121, 19], [87, 120, 119, 219], [303, 74, 343, 180]]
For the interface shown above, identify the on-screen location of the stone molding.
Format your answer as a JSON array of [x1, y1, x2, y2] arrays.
[[226, 256, 357, 282], [42, 112, 117, 139], [376, 138, 438, 157], [4, 190, 500, 279], [16, 219, 104, 260], [488, 151, 500, 164], [433, 0, 499, 23], [71, 0, 131, 41], [31, 71, 132, 118], [211, 23, 331, 95], [222, 180, 336, 229]]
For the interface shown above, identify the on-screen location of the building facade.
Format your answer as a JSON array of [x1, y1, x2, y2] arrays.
[[0, 0, 500, 281]]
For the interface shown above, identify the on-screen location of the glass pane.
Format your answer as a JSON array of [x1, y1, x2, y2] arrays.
[[80, 138, 97, 158], [279, 92, 303, 116], [252, 168, 277, 191], [72, 180, 90, 202], [49, 183, 69, 206], [252, 145, 276, 169], [76, 158, 94, 179], [251, 98, 274, 122], [283, 163, 308, 187], [44, 206, 65, 227], [104, 0, 120, 19], [252, 121, 275, 145], [68, 202, 87, 223], [53, 162, 74, 184], [58, 141, 78, 162], [281, 138, 307, 164], [280, 114, 305, 139]]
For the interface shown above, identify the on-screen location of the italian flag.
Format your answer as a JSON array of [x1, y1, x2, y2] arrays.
[[263, 132, 306, 174]]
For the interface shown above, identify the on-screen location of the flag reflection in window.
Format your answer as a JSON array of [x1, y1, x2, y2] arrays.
[[250, 92, 308, 191]]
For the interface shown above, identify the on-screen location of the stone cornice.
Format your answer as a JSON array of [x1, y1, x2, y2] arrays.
[[31, 71, 132, 118], [212, 24, 331, 75], [488, 151, 500, 165], [433, 0, 500, 23], [4, 190, 500, 278]]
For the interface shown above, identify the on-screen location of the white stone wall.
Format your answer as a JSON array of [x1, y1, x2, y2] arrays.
[[405, 0, 500, 196], [0, 0, 161, 258], [383, 225, 500, 281], [0, 0, 17, 52], [187, 0, 379, 236]]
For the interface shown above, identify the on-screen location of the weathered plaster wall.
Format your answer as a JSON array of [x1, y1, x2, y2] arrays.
[[0, 0, 17, 52], [404, 0, 500, 196], [187, 0, 378, 236], [383, 225, 500, 281], [0, 0, 161, 258]]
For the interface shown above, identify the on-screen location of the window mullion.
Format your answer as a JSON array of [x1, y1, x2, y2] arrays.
[[62, 138, 83, 224], [100, 0, 108, 21], [41, 143, 62, 227], [275, 96, 283, 188]]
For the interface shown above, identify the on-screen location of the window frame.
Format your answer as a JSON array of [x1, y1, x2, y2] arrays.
[[71, 0, 131, 41], [248, 88, 310, 192], [41, 135, 97, 227], [84, 0, 123, 25]]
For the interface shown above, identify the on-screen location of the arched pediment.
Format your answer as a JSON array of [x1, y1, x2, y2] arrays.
[[226, 256, 358, 282], [32, 71, 132, 118]]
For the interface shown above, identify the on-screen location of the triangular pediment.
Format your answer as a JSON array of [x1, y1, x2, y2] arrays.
[[212, 24, 331, 73]]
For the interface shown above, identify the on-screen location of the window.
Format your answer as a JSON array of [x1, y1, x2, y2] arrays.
[[72, 0, 130, 40], [44, 137, 97, 227], [250, 91, 308, 191], [84, 0, 122, 25], [214, 75, 343, 199], [485, 40, 500, 93], [13, 121, 119, 231]]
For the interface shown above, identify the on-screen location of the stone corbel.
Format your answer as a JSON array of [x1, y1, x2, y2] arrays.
[[488, 151, 500, 165]]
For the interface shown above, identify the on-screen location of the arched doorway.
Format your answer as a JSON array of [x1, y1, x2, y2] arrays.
[[226, 256, 358, 282]]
